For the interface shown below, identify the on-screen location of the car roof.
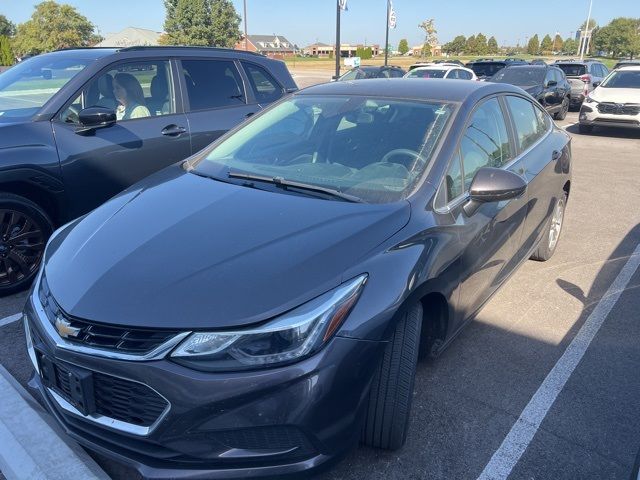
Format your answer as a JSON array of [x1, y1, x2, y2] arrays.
[[617, 65, 640, 71], [51, 45, 268, 60], [298, 78, 522, 103]]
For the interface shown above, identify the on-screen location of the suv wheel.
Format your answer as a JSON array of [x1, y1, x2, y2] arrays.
[[361, 302, 422, 450], [0, 194, 53, 296]]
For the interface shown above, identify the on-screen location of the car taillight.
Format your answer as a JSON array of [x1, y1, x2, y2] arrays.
[[580, 74, 591, 83]]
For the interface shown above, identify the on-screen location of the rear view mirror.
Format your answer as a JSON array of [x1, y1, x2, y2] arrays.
[[546, 80, 557, 87], [464, 167, 527, 216], [76, 107, 116, 135]]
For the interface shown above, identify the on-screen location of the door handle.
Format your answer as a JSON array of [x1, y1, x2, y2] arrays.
[[161, 125, 187, 136], [245, 112, 256, 118], [552, 150, 561, 161]]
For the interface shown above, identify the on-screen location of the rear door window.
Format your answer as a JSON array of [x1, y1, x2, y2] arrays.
[[458, 69, 473, 80], [505, 96, 549, 151], [241, 62, 283, 104], [556, 64, 587, 77], [181, 59, 245, 111]]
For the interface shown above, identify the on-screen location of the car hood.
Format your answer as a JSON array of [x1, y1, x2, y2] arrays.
[[590, 87, 640, 104], [44, 168, 411, 329]]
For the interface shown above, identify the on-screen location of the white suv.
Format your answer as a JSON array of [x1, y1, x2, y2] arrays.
[[404, 64, 477, 81], [579, 66, 640, 133]]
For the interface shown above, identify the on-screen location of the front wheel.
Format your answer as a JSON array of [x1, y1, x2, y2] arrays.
[[361, 302, 422, 450], [0, 194, 53, 296], [530, 194, 566, 262]]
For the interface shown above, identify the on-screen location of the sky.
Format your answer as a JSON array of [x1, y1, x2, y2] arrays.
[[1, 0, 638, 48]]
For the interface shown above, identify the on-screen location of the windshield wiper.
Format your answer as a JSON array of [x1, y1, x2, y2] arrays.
[[228, 171, 363, 203]]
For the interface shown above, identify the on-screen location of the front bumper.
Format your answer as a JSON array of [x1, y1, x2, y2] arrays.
[[24, 292, 385, 479], [579, 105, 640, 130]]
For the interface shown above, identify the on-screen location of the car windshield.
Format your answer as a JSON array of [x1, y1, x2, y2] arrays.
[[556, 64, 587, 77], [490, 68, 545, 86], [600, 70, 640, 89], [0, 55, 92, 121], [406, 69, 447, 79], [471, 63, 506, 78], [193, 95, 455, 203]]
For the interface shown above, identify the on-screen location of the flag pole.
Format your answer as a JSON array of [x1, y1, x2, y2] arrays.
[[243, 0, 248, 50], [384, 0, 390, 66], [335, 0, 341, 79]]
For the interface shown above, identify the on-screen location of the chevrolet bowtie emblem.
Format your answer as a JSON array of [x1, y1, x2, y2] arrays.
[[55, 317, 81, 339]]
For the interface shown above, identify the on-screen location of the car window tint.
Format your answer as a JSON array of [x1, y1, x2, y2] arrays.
[[461, 97, 512, 190], [556, 64, 586, 77], [553, 69, 563, 83], [390, 69, 404, 78], [445, 150, 464, 202], [59, 60, 174, 124], [182, 59, 245, 111], [601, 64, 609, 76], [241, 62, 282, 104], [506, 95, 548, 151], [459, 70, 472, 80], [340, 69, 359, 81], [379, 69, 391, 78], [545, 70, 554, 83], [449, 70, 459, 79]]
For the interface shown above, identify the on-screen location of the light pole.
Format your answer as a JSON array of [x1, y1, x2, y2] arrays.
[[580, 0, 593, 60]]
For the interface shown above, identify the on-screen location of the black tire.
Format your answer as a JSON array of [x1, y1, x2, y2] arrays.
[[579, 123, 593, 134], [530, 194, 566, 262], [0, 193, 53, 296], [361, 302, 422, 450], [554, 97, 569, 120]]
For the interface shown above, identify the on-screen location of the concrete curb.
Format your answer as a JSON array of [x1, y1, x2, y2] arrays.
[[0, 364, 109, 480]]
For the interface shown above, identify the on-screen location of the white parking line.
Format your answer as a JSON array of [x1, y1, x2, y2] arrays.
[[0, 313, 22, 328], [477, 242, 640, 480]]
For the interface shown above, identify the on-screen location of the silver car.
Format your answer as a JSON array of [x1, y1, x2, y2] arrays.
[[555, 61, 610, 108]]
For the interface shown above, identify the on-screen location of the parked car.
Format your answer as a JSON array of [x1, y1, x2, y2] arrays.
[[554, 60, 609, 108], [469, 60, 528, 80], [404, 64, 477, 80], [579, 66, 640, 133], [25, 79, 571, 479], [0, 46, 297, 295], [337, 65, 406, 80], [489, 65, 571, 119], [529, 59, 547, 66], [613, 60, 640, 70], [431, 59, 465, 66]]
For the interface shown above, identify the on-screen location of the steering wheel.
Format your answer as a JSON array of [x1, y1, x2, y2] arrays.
[[381, 148, 428, 170]]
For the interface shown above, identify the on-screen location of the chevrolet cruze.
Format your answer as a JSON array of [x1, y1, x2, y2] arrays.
[[24, 79, 571, 479]]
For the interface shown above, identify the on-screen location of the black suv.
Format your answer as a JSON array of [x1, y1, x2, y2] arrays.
[[0, 46, 297, 294], [468, 60, 528, 80]]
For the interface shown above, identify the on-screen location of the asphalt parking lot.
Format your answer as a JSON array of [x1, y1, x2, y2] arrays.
[[1, 79, 639, 479]]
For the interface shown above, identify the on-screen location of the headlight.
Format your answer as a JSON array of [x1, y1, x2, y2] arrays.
[[584, 96, 598, 104], [171, 274, 367, 371]]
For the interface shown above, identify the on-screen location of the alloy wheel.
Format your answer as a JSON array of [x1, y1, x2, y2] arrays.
[[0, 209, 45, 287], [548, 198, 564, 251]]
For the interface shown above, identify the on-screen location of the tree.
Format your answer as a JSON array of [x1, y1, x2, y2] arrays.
[[12, 1, 100, 56], [540, 34, 553, 53], [0, 36, 12, 66], [553, 34, 564, 52], [594, 17, 640, 58], [418, 19, 437, 59], [398, 38, 409, 55], [563, 37, 578, 54], [475, 33, 488, 55], [421, 43, 431, 57], [0, 14, 15, 37], [464, 35, 477, 54], [487, 36, 499, 54], [356, 46, 372, 59], [443, 35, 466, 55], [163, 0, 241, 47], [527, 34, 540, 55]]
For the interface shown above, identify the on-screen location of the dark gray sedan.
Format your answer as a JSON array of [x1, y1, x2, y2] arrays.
[[24, 79, 571, 479]]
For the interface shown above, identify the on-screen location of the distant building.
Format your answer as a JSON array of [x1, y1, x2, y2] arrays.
[[235, 35, 297, 59], [302, 43, 381, 58], [94, 27, 163, 48], [411, 44, 442, 57]]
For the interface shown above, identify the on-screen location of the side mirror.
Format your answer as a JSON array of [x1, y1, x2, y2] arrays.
[[463, 167, 527, 216], [546, 80, 557, 87], [592, 81, 601, 88], [75, 107, 116, 135]]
